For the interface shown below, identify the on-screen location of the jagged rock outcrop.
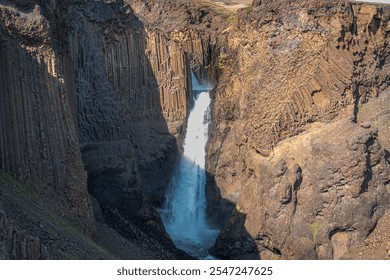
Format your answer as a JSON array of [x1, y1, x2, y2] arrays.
[[208, 0, 390, 259]]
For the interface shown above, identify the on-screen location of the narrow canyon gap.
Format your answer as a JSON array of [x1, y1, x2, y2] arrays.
[[160, 73, 219, 259]]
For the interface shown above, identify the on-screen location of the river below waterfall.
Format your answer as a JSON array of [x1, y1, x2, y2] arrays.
[[160, 75, 219, 259]]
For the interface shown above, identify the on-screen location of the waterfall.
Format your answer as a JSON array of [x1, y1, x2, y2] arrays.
[[160, 73, 219, 258]]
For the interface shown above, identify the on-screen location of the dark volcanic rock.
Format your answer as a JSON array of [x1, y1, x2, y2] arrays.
[[81, 140, 144, 215], [0, 199, 48, 260], [0, 0, 206, 259]]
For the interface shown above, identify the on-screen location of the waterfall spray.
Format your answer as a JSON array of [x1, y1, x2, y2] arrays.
[[160, 73, 218, 258]]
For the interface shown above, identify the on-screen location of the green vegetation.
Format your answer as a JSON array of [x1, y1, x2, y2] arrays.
[[227, 14, 236, 25], [47, 210, 109, 257], [309, 222, 324, 243], [0, 170, 35, 199], [244, 5, 253, 15], [218, 52, 228, 70]]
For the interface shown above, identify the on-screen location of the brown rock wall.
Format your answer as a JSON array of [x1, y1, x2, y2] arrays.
[[209, 0, 390, 259]]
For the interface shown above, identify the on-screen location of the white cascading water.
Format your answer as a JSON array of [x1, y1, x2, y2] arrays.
[[160, 73, 219, 258]]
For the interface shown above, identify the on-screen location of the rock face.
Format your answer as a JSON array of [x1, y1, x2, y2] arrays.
[[0, 1, 94, 234], [66, 1, 192, 210], [0, 199, 48, 260], [0, 0, 209, 258], [0, 0, 389, 260], [208, 0, 390, 259], [0, 213, 48, 260]]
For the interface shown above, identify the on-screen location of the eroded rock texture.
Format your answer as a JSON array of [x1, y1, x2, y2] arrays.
[[208, 0, 390, 259], [0, 201, 48, 260]]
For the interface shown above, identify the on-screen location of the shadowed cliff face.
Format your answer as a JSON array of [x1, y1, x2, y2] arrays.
[[0, 1, 94, 235], [71, 3, 188, 250], [0, 0, 200, 259], [0, 0, 223, 259], [67, 3, 180, 215]]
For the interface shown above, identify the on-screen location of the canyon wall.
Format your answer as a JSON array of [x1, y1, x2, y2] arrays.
[[1, 0, 389, 260], [65, 1, 189, 216], [127, 0, 228, 84], [208, 0, 390, 259], [0, 0, 211, 258], [0, 1, 94, 234]]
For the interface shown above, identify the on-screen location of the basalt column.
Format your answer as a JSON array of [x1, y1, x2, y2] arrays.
[[0, 3, 94, 234]]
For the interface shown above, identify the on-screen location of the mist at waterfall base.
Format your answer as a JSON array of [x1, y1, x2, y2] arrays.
[[159, 74, 219, 259]]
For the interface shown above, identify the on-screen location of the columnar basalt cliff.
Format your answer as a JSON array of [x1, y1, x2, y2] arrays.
[[127, 0, 228, 83], [0, 0, 213, 259], [207, 0, 390, 259], [0, 1, 94, 235], [0, 0, 389, 260]]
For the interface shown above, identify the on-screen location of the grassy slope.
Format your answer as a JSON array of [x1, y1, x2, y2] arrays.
[[0, 171, 115, 259]]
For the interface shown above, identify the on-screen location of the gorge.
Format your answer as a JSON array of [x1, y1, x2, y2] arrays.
[[0, 0, 389, 260], [160, 74, 218, 259]]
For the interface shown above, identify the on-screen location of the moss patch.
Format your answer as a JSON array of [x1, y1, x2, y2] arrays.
[[227, 14, 236, 25], [47, 211, 109, 256], [218, 52, 228, 69], [309, 222, 324, 243], [0, 170, 35, 199], [244, 5, 253, 15]]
